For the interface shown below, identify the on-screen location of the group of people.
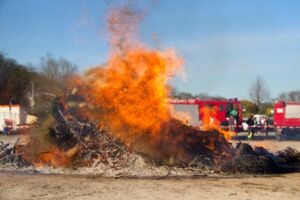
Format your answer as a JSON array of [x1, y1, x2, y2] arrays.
[[228, 108, 269, 139], [246, 115, 269, 139]]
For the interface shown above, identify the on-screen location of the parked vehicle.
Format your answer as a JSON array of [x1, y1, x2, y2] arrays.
[[0, 105, 21, 134], [169, 98, 243, 132], [254, 114, 274, 133], [274, 100, 300, 140]]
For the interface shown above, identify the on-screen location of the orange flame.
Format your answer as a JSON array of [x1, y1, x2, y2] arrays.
[[85, 50, 182, 145], [200, 106, 233, 140], [84, 5, 182, 146], [171, 110, 193, 126], [35, 146, 78, 168]]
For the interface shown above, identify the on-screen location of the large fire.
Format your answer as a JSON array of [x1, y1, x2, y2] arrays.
[[77, 5, 234, 165], [85, 50, 182, 145], [84, 5, 182, 146], [24, 4, 234, 168]]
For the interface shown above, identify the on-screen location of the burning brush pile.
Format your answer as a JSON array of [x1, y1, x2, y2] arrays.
[[0, 93, 234, 175], [1, 4, 300, 176], [1, 94, 300, 176]]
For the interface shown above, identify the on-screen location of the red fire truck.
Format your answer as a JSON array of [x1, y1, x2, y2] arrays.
[[169, 98, 243, 131], [274, 100, 300, 140]]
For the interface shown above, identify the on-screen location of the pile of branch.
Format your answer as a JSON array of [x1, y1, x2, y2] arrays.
[[222, 143, 300, 174], [49, 95, 235, 170], [277, 147, 300, 166], [149, 118, 235, 168], [0, 139, 29, 167], [221, 143, 277, 173], [1, 93, 300, 175], [48, 96, 131, 169]]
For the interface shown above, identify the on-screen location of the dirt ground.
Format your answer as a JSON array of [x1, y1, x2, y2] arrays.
[[0, 172, 299, 200], [0, 134, 300, 200]]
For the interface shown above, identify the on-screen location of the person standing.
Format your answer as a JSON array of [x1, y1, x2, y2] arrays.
[[247, 115, 255, 139], [229, 108, 238, 135], [230, 108, 238, 120], [228, 115, 236, 132], [261, 116, 268, 137]]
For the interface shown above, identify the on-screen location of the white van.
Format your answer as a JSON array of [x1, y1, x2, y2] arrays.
[[0, 105, 20, 133]]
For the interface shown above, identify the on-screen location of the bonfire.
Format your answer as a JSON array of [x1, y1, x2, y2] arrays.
[[0, 4, 300, 176]]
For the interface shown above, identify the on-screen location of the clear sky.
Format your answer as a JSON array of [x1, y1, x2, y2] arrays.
[[1, 0, 300, 99]]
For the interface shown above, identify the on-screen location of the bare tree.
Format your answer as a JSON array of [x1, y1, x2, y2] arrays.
[[38, 53, 78, 93], [0, 53, 35, 106], [249, 75, 270, 113], [278, 90, 300, 103], [39, 53, 77, 81], [169, 86, 179, 97]]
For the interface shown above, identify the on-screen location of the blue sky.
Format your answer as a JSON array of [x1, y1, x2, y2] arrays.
[[1, 0, 300, 99]]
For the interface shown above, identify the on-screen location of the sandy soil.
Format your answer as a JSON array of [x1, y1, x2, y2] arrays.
[[0, 172, 299, 200], [1, 134, 300, 200]]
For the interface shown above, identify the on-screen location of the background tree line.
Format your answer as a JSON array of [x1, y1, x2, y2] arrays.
[[0, 53, 36, 106], [0, 53, 298, 118], [171, 87, 226, 101], [0, 53, 77, 116], [171, 75, 288, 118]]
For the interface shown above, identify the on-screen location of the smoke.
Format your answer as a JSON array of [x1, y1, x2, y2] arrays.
[[106, 3, 145, 54], [83, 4, 182, 147]]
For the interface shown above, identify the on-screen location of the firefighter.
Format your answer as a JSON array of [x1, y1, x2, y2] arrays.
[[230, 108, 237, 119], [228, 115, 236, 132], [230, 108, 238, 135], [230, 108, 239, 125], [247, 115, 255, 139]]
